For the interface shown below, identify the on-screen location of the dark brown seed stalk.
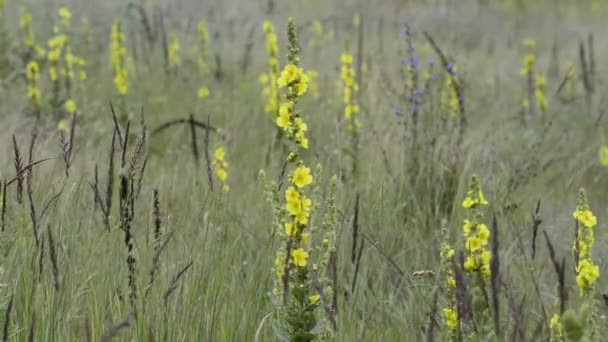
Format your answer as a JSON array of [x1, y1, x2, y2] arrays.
[[93, 165, 99, 210], [579, 41, 592, 112], [12, 135, 23, 204], [47, 225, 60, 292], [531, 199, 542, 259], [543, 230, 567, 314], [145, 233, 172, 301], [105, 129, 117, 231], [330, 251, 338, 315], [351, 193, 360, 264], [203, 115, 214, 192], [351, 239, 365, 294], [153, 189, 162, 249], [189, 114, 200, 168], [162, 261, 193, 306]]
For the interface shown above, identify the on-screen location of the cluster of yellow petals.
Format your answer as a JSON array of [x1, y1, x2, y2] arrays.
[[213, 148, 230, 193]]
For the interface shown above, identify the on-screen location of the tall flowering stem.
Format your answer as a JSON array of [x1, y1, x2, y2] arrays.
[[270, 18, 329, 341], [572, 189, 599, 340], [340, 52, 360, 176], [197, 20, 210, 100], [260, 21, 280, 117], [111, 21, 129, 117], [25, 61, 41, 117], [439, 224, 458, 338]]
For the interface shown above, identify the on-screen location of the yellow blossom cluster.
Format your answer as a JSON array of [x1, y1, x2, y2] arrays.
[[520, 39, 547, 114], [276, 65, 310, 148], [168, 32, 181, 70], [111, 22, 129, 96], [572, 189, 599, 294], [213, 147, 230, 193], [260, 21, 280, 116], [441, 66, 460, 117], [462, 175, 491, 278], [25, 61, 41, 114], [341, 53, 360, 131], [440, 233, 458, 332], [197, 20, 210, 99]]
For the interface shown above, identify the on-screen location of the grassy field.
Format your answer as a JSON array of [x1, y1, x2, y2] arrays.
[[0, 0, 607, 340]]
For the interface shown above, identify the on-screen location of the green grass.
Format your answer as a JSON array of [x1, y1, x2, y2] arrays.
[[0, 0, 607, 340]]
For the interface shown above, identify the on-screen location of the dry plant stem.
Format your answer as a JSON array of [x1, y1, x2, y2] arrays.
[[47, 225, 60, 292], [543, 230, 566, 314], [189, 114, 200, 168], [12, 135, 23, 204], [1, 180, 6, 232], [351, 193, 360, 264], [204, 115, 214, 192], [151, 117, 215, 136], [110, 102, 124, 147], [579, 42, 592, 113], [425, 287, 439, 342], [490, 214, 501, 338], [162, 261, 194, 306], [145, 232, 172, 301], [351, 238, 365, 294], [530, 199, 542, 259]]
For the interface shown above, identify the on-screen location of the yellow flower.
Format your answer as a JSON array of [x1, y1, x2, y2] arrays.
[[462, 197, 475, 209], [259, 73, 269, 84], [65, 99, 76, 113], [292, 248, 308, 267], [446, 277, 456, 289], [292, 166, 313, 188], [215, 147, 225, 161], [198, 87, 210, 99], [263, 21, 273, 33], [286, 199, 302, 216], [222, 184, 230, 193], [216, 169, 227, 181], [465, 236, 481, 252], [476, 224, 490, 245], [599, 145, 608, 166], [341, 53, 353, 64], [57, 119, 69, 132], [285, 187, 299, 203], [576, 259, 599, 292], [278, 64, 298, 87], [443, 308, 458, 330], [59, 7, 71, 20], [277, 113, 290, 130], [573, 209, 597, 228], [309, 294, 320, 304], [464, 256, 477, 272]]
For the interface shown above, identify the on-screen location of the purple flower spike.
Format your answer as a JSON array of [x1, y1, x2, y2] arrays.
[[413, 89, 423, 97], [447, 63, 454, 72], [458, 96, 465, 104], [453, 71, 460, 77], [411, 56, 418, 68], [401, 58, 410, 65], [395, 108, 403, 116], [412, 104, 420, 113], [427, 59, 435, 66], [402, 27, 409, 35]]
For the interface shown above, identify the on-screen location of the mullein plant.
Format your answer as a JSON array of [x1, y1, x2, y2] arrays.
[[550, 189, 600, 342], [265, 18, 334, 340], [340, 53, 360, 176], [260, 21, 280, 118], [212, 147, 230, 193], [111, 21, 129, 116], [168, 32, 181, 74], [25, 61, 41, 117], [439, 224, 458, 339], [196, 20, 211, 100], [520, 39, 540, 118], [460, 175, 492, 334]]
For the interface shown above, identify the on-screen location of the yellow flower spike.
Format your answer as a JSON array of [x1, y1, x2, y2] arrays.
[[599, 145, 608, 166], [291, 248, 308, 267], [309, 294, 320, 304], [443, 308, 458, 330], [278, 64, 299, 87]]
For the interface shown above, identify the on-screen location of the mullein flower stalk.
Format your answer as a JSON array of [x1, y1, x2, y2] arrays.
[[572, 189, 599, 340], [270, 18, 330, 341], [340, 52, 360, 177], [111, 21, 129, 117], [212, 147, 230, 193], [520, 39, 538, 117], [439, 223, 458, 339], [168, 32, 181, 73], [461, 175, 491, 333], [25, 61, 41, 117], [197, 20, 210, 100], [260, 21, 280, 117]]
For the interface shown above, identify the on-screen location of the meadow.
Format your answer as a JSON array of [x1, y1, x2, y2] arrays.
[[0, 0, 607, 340]]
